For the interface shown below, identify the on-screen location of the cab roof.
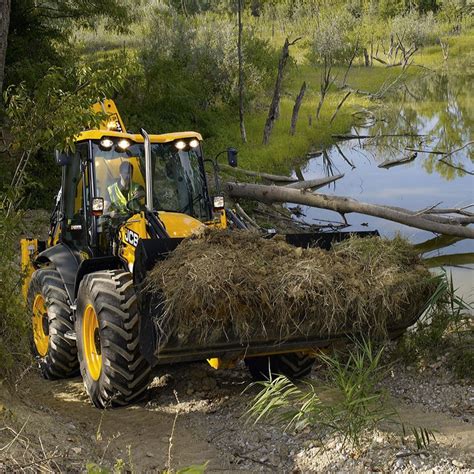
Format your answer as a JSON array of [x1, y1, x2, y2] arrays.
[[76, 130, 203, 143]]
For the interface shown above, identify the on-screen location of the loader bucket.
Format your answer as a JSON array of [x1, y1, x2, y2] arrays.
[[134, 230, 387, 366]]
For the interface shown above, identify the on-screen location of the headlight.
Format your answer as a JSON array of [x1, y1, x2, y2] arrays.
[[175, 140, 186, 150], [189, 139, 200, 148], [100, 138, 114, 149], [117, 139, 130, 150]]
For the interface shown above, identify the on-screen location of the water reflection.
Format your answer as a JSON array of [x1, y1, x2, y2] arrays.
[[294, 66, 473, 301]]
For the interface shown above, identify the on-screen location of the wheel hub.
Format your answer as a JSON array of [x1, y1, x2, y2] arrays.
[[32, 294, 49, 357], [83, 304, 102, 381]]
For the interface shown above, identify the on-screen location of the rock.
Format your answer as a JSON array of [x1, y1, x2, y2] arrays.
[[394, 458, 405, 469], [410, 457, 423, 469], [71, 447, 82, 454], [146, 452, 154, 458], [279, 445, 289, 457], [452, 460, 465, 468]]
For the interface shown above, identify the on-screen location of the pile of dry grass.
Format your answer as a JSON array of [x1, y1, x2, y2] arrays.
[[146, 231, 436, 348]]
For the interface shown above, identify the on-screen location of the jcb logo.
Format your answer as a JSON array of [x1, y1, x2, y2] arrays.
[[124, 229, 139, 247]]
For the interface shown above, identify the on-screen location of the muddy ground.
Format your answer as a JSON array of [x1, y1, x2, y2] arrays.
[[0, 358, 472, 473]]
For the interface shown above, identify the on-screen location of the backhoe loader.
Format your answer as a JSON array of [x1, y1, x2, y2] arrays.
[[21, 100, 389, 408]]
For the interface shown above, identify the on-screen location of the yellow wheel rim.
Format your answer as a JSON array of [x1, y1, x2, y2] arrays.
[[32, 294, 49, 357], [83, 304, 102, 381]]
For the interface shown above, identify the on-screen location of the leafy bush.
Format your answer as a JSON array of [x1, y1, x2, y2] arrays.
[[121, 6, 278, 134], [391, 11, 440, 47], [0, 209, 30, 378]]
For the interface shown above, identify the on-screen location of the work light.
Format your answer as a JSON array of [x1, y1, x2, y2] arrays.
[[100, 138, 114, 149], [213, 195, 225, 209], [117, 139, 130, 150], [189, 139, 200, 148], [175, 140, 186, 150], [92, 197, 104, 216]]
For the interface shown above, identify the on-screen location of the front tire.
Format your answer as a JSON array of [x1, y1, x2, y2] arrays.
[[76, 270, 151, 408], [27, 268, 79, 379], [245, 352, 315, 381]]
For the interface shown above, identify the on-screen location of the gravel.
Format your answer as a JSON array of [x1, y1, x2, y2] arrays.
[[145, 360, 473, 472]]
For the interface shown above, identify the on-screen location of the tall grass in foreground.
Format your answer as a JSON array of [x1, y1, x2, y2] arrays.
[[396, 270, 473, 379], [245, 339, 394, 448]]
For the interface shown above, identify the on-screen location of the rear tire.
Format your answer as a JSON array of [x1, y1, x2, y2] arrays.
[[76, 270, 151, 408], [245, 352, 315, 381], [27, 268, 79, 379]]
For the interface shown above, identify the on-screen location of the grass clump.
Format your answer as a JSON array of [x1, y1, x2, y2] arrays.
[[395, 271, 473, 380], [245, 339, 393, 448], [147, 232, 437, 350]]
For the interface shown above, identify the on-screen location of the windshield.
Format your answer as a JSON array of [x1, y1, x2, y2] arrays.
[[91, 141, 210, 220]]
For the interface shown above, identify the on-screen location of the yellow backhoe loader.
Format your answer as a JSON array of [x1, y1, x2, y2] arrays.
[[21, 100, 383, 408]]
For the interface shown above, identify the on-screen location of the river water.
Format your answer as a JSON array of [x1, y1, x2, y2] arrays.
[[294, 65, 473, 302]]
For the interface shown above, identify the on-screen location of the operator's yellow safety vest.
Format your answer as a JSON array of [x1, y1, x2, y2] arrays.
[[108, 182, 128, 208]]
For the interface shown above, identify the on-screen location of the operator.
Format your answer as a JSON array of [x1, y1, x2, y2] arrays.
[[107, 161, 145, 213]]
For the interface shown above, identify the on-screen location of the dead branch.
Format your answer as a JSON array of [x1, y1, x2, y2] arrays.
[[382, 205, 474, 225], [219, 163, 297, 183], [405, 147, 445, 155], [378, 152, 417, 169], [263, 37, 301, 144], [330, 91, 352, 124], [224, 182, 474, 239], [235, 203, 260, 230], [285, 174, 344, 190], [290, 81, 307, 136], [441, 140, 473, 158], [439, 159, 474, 176], [334, 143, 355, 169], [372, 56, 388, 65], [333, 133, 425, 140]]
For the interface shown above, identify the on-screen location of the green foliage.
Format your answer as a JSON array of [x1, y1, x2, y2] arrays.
[[0, 209, 29, 378], [391, 11, 440, 47], [403, 425, 436, 450], [5, 0, 136, 89], [310, 8, 357, 65], [395, 271, 473, 379], [3, 55, 129, 207], [246, 340, 395, 447], [5, 58, 127, 153], [120, 6, 278, 135]]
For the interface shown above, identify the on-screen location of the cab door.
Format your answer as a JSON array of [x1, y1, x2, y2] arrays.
[[60, 143, 90, 255]]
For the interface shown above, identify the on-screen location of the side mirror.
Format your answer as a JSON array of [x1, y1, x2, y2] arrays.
[[55, 150, 71, 166], [227, 148, 238, 168]]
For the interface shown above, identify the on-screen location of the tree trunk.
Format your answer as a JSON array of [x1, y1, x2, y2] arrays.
[[237, 0, 247, 143], [0, 0, 11, 95], [363, 48, 370, 67], [289, 81, 306, 135], [315, 58, 331, 120], [223, 182, 474, 239], [263, 37, 295, 145]]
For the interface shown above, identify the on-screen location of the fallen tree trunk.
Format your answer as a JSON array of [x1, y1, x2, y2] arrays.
[[219, 164, 297, 183], [224, 182, 474, 239], [285, 174, 344, 190]]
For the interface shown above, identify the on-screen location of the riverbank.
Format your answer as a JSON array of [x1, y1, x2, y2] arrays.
[[203, 30, 473, 176]]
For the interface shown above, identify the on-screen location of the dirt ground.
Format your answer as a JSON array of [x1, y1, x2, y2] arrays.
[[0, 359, 472, 473]]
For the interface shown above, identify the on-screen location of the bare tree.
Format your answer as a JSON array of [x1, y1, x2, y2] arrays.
[[237, 0, 247, 143], [289, 81, 306, 135], [263, 36, 300, 145], [0, 0, 11, 95]]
